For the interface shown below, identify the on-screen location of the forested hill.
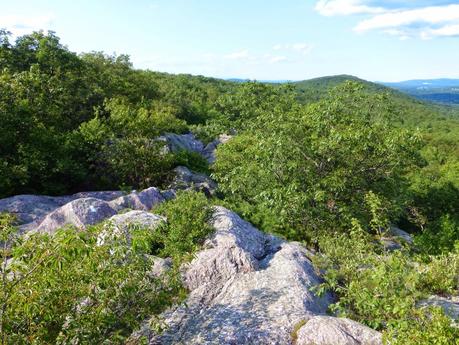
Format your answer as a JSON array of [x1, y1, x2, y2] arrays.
[[291, 74, 459, 144], [292, 74, 459, 116], [381, 79, 459, 106], [292, 74, 388, 101]]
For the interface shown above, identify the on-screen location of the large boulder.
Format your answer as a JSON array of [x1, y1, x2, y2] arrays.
[[296, 316, 382, 345], [202, 134, 233, 164], [12, 188, 164, 236], [0, 195, 67, 224], [156, 132, 232, 165], [168, 166, 217, 196], [107, 210, 164, 232], [109, 187, 164, 212], [98, 210, 164, 246], [206, 206, 269, 259], [380, 226, 414, 251], [149, 256, 173, 278], [0, 191, 123, 225], [157, 133, 204, 154], [418, 295, 459, 321], [389, 226, 413, 245], [70, 191, 124, 202], [132, 207, 333, 345], [31, 198, 117, 235]]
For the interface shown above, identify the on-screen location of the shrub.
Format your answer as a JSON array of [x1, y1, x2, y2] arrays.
[[384, 308, 459, 345], [0, 222, 182, 344], [102, 137, 175, 190], [153, 191, 213, 261], [314, 218, 459, 344], [173, 150, 210, 175], [415, 214, 459, 255]]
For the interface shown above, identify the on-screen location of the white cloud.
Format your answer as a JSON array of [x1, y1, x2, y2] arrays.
[[291, 43, 313, 55], [272, 43, 313, 56], [315, 0, 385, 16], [269, 56, 288, 63], [422, 23, 459, 39], [382, 28, 411, 40], [315, 1, 459, 39], [224, 49, 250, 60], [0, 14, 54, 36], [354, 4, 459, 33]]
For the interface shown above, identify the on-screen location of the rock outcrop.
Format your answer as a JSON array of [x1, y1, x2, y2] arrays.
[[31, 197, 118, 235], [0, 191, 123, 225], [158, 133, 205, 155], [202, 134, 233, 164], [12, 187, 166, 236], [1, 170, 386, 345], [131, 207, 337, 345], [389, 226, 414, 245], [296, 316, 382, 345], [168, 166, 217, 196], [0, 131, 230, 230], [380, 226, 414, 251], [418, 295, 459, 321], [108, 187, 164, 212], [98, 210, 165, 246], [158, 132, 232, 164]]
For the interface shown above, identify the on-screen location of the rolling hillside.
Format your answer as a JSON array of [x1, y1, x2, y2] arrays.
[[381, 79, 459, 105]]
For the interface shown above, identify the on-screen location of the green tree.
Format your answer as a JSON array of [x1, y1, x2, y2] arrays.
[[214, 82, 421, 240]]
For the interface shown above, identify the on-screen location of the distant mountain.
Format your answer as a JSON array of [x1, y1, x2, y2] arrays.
[[279, 74, 459, 120], [379, 79, 459, 106], [381, 79, 459, 89], [227, 78, 292, 84], [290, 74, 394, 103], [226, 74, 459, 107]]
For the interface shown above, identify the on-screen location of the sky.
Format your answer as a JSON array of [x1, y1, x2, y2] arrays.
[[1, 0, 459, 82]]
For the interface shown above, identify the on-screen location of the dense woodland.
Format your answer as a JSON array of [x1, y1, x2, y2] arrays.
[[1, 31, 459, 344]]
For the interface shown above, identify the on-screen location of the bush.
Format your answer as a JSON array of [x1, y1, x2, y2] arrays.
[[102, 137, 175, 190], [153, 191, 213, 261], [415, 214, 459, 255], [384, 308, 459, 345], [314, 217, 459, 344], [0, 220, 182, 344], [173, 150, 210, 175]]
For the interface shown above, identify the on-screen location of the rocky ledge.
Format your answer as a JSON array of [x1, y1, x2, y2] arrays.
[[0, 183, 385, 344], [129, 207, 383, 345]]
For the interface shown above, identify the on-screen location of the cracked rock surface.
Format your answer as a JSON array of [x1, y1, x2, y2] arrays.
[[296, 316, 382, 345], [10, 187, 166, 236], [131, 207, 335, 345]]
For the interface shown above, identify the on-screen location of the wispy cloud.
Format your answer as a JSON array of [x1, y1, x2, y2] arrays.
[[272, 43, 313, 56], [223, 49, 289, 64], [426, 23, 459, 38], [224, 49, 250, 60], [354, 4, 459, 34], [315, 0, 385, 16], [315, 1, 459, 39], [268, 55, 288, 63], [0, 14, 54, 36]]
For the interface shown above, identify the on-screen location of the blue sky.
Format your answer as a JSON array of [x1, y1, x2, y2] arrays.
[[1, 0, 459, 81]]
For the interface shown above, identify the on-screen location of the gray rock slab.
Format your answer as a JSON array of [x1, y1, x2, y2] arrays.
[[109, 187, 165, 212], [0, 191, 123, 225], [296, 316, 382, 345], [32, 197, 117, 235], [157, 133, 204, 154], [133, 207, 333, 345], [418, 295, 459, 320]]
